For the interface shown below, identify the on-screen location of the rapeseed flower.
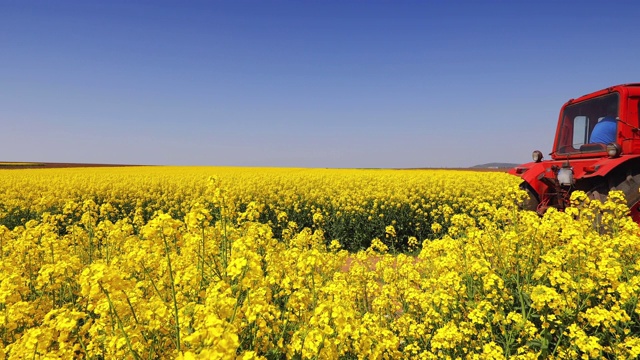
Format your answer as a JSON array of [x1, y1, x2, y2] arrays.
[[1, 167, 639, 358]]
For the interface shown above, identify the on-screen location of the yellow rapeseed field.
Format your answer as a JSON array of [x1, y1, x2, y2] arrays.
[[0, 166, 639, 359]]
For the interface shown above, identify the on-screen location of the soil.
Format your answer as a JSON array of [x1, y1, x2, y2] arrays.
[[0, 162, 143, 170]]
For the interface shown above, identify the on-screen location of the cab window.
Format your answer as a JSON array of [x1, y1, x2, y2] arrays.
[[555, 93, 618, 155]]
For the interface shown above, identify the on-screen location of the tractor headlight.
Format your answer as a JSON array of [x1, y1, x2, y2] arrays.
[[532, 150, 543, 163], [606, 143, 621, 158], [557, 163, 574, 186]]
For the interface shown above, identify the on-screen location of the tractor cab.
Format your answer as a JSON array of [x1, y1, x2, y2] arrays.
[[509, 84, 640, 222], [554, 92, 619, 158]]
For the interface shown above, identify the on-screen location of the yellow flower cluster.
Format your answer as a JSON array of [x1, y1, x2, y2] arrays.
[[0, 166, 638, 359]]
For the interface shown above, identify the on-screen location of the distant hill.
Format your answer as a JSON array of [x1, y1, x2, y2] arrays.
[[470, 162, 519, 169]]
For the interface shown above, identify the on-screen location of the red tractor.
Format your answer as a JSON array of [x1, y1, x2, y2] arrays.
[[509, 83, 640, 222]]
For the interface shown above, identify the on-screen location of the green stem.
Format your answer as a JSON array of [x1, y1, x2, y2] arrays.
[[88, 225, 94, 264], [200, 226, 206, 291], [162, 232, 181, 353], [141, 264, 164, 301], [99, 282, 140, 360], [77, 333, 90, 360], [222, 211, 229, 275], [123, 290, 149, 343], [229, 267, 249, 324]]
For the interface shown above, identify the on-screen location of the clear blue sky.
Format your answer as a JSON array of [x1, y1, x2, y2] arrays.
[[2, 1, 639, 168]]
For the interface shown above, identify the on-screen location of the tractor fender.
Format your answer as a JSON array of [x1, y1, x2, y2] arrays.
[[508, 161, 553, 198], [581, 154, 640, 179], [508, 161, 551, 184]]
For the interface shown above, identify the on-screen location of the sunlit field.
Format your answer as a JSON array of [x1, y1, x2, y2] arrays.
[[1, 166, 639, 359]]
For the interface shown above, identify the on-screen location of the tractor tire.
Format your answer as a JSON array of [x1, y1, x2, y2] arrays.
[[610, 174, 640, 223], [519, 182, 539, 213]]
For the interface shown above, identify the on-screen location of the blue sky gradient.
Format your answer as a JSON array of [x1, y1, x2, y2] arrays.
[[2, 1, 639, 168]]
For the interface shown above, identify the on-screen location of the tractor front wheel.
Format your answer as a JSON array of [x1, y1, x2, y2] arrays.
[[519, 182, 539, 213]]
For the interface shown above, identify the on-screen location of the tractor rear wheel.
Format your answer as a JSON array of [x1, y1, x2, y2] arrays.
[[610, 174, 640, 223]]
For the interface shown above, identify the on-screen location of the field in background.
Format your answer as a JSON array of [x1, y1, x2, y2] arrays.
[[0, 166, 639, 359], [0, 166, 519, 250], [0, 161, 512, 171]]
